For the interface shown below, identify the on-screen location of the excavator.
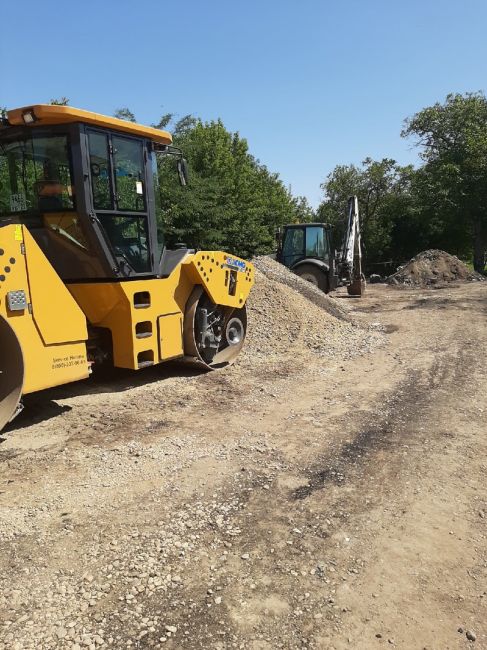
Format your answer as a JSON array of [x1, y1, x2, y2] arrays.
[[0, 104, 254, 431], [276, 196, 365, 296]]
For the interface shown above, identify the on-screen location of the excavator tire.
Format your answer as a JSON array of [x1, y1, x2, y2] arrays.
[[293, 264, 329, 293]]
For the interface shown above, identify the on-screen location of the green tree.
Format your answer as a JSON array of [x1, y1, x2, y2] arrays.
[[113, 107, 136, 122], [152, 112, 174, 129], [318, 158, 416, 271], [50, 97, 70, 105], [402, 92, 487, 272], [155, 118, 312, 258]]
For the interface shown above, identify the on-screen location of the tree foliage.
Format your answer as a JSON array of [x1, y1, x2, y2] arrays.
[[31, 93, 487, 271], [318, 158, 419, 273], [113, 107, 136, 122], [402, 92, 487, 271], [318, 92, 487, 273], [50, 97, 70, 106], [155, 118, 313, 258]]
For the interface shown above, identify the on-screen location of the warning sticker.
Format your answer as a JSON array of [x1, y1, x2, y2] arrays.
[[14, 224, 23, 241]]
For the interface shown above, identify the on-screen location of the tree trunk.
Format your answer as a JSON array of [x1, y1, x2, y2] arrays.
[[473, 218, 486, 273]]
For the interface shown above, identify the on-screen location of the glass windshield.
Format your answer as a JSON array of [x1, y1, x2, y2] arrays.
[[113, 136, 145, 212], [0, 134, 74, 216], [88, 131, 112, 210], [98, 214, 150, 273], [305, 226, 328, 259], [282, 227, 304, 267]]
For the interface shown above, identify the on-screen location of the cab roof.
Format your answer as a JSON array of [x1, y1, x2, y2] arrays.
[[284, 222, 331, 228], [6, 104, 172, 145]]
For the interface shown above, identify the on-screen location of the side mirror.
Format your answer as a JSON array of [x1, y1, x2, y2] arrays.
[[177, 158, 189, 186]]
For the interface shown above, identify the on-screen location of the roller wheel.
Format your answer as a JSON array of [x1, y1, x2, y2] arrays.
[[183, 287, 247, 369], [0, 317, 24, 431]]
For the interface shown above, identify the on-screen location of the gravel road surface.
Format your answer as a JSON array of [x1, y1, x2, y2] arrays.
[[0, 279, 485, 650]]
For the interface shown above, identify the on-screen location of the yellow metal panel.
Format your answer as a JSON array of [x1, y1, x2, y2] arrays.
[[22, 227, 88, 345], [158, 313, 183, 360], [69, 252, 254, 371], [182, 251, 254, 308], [7, 105, 172, 145], [0, 225, 89, 395], [69, 270, 193, 370]]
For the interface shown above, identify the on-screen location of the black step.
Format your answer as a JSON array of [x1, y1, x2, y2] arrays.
[[138, 360, 154, 369]]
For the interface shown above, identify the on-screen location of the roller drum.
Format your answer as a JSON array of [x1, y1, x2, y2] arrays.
[[0, 317, 24, 431]]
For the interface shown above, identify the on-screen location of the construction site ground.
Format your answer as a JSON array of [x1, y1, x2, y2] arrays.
[[0, 282, 486, 650]]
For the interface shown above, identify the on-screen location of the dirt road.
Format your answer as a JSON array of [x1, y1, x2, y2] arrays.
[[0, 283, 486, 650]]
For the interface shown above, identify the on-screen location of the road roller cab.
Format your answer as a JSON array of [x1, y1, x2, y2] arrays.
[[0, 104, 254, 430]]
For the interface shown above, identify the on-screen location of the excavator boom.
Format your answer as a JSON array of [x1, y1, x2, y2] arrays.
[[338, 196, 365, 296]]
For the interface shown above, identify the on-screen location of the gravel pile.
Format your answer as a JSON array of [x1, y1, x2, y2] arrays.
[[252, 256, 351, 321], [242, 256, 381, 363], [387, 249, 485, 287]]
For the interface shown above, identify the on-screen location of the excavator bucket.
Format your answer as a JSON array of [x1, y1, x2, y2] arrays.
[[347, 274, 366, 297], [0, 316, 24, 431]]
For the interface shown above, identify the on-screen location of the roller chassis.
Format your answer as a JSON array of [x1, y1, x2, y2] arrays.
[[0, 104, 254, 431]]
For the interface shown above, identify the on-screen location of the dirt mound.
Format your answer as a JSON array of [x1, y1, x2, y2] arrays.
[[241, 256, 381, 364], [387, 249, 484, 287]]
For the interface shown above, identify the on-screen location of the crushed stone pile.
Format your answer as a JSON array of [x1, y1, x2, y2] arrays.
[[242, 256, 382, 363], [253, 255, 352, 321], [386, 249, 485, 287]]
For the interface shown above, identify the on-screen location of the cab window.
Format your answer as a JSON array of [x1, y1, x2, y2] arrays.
[[0, 134, 74, 215], [113, 136, 145, 212], [98, 214, 150, 273], [88, 132, 112, 210], [151, 152, 165, 262], [88, 130, 151, 275], [282, 227, 305, 267], [305, 226, 328, 259]]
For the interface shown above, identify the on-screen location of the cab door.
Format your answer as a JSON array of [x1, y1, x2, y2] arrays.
[[281, 227, 305, 268], [87, 129, 156, 277]]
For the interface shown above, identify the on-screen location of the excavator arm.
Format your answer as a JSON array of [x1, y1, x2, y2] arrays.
[[337, 196, 365, 296]]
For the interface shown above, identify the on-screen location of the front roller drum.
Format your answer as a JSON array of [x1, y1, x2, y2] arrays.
[[0, 316, 24, 431], [183, 287, 248, 369]]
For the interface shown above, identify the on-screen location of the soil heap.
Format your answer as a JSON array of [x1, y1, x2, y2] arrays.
[[386, 249, 484, 287]]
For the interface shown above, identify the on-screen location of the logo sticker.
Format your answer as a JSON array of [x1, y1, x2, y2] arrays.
[[225, 257, 246, 272]]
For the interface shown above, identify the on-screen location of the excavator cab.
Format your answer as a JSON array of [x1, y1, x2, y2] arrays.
[[0, 104, 254, 431], [276, 223, 335, 293]]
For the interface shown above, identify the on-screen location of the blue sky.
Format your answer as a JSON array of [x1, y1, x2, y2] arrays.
[[2, 0, 486, 208]]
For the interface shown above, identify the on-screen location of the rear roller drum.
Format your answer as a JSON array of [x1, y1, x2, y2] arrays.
[[0, 317, 24, 431], [183, 287, 247, 369]]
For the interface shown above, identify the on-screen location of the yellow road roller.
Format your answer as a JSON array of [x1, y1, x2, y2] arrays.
[[0, 104, 254, 430]]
